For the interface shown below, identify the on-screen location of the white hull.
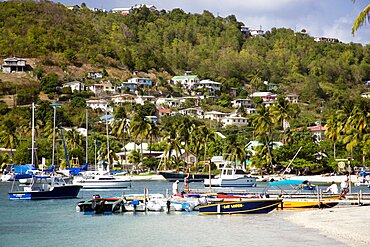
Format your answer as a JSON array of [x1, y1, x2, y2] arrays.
[[204, 176, 256, 187], [73, 180, 131, 189]]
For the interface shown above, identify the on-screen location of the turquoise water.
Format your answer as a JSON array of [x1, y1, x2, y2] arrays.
[[0, 181, 354, 247]]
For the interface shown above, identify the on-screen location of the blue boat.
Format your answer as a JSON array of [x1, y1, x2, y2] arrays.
[[199, 198, 282, 215], [8, 175, 82, 200]]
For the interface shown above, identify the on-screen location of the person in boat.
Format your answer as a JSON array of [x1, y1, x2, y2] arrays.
[[184, 173, 190, 192], [340, 172, 350, 199], [325, 181, 339, 194], [172, 180, 179, 195]]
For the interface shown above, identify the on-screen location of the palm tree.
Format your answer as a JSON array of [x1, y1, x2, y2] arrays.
[[130, 114, 151, 163], [352, 1, 370, 34], [177, 117, 195, 168], [271, 96, 297, 143], [162, 129, 182, 170], [0, 119, 19, 158], [325, 113, 343, 159]]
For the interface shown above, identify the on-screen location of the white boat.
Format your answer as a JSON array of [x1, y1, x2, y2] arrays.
[[73, 171, 131, 189], [204, 167, 256, 187]]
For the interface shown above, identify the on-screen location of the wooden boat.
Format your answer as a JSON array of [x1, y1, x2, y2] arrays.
[[158, 171, 213, 182], [76, 195, 123, 214], [204, 167, 256, 187], [199, 198, 282, 215], [264, 179, 339, 209], [8, 175, 82, 200]]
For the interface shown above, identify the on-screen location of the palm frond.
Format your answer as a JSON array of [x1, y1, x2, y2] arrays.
[[352, 5, 370, 34]]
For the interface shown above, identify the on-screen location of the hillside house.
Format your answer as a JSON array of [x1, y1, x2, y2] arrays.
[[171, 75, 200, 89], [135, 95, 156, 105], [156, 97, 180, 108], [250, 92, 277, 106], [286, 94, 299, 103], [177, 107, 204, 118], [222, 115, 248, 127], [111, 94, 136, 105], [89, 82, 116, 96], [111, 7, 131, 15], [232, 98, 253, 108], [190, 79, 221, 95], [86, 99, 113, 112], [62, 81, 85, 93], [295, 125, 327, 141], [361, 92, 370, 99], [2, 57, 27, 73], [157, 108, 172, 118], [204, 111, 230, 121], [87, 72, 103, 79]]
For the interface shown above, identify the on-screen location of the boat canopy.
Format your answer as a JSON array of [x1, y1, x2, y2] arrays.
[[14, 164, 36, 173], [268, 179, 307, 186]]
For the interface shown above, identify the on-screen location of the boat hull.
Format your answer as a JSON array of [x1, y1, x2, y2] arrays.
[[77, 197, 123, 214], [158, 171, 213, 182], [281, 199, 339, 209], [199, 199, 282, 215], [204, 177, 256, 187], [74, 180, 131, 189], [8, 185, 82, 200]]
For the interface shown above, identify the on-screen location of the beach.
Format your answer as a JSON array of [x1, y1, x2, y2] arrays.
[[285, 206, 370, 247]]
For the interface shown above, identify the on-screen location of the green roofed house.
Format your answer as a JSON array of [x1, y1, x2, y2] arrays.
[[171, 74, 200, 89]]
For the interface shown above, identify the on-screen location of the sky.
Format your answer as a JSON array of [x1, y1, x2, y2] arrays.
[[52, 0, 370, 45]]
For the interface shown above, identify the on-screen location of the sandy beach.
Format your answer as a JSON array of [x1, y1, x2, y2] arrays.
[[285, 206, 370, 247]]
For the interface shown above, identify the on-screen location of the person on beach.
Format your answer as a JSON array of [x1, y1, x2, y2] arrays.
[[339, 172, 350, 199], [184, 173, 190, 192], [325, 181, 338, 194], [172, 180, 179, 195]]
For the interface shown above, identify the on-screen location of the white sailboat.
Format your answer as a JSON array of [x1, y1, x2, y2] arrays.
[[73, 110, 131, 189]]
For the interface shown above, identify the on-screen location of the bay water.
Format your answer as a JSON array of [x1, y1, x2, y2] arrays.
[[0, 181, 355, 247]]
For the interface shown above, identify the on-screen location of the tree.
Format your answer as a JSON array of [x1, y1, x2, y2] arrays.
[[352, 1, 370, 34], [325, 113, 343, 159], [130, 114, 151, 162]]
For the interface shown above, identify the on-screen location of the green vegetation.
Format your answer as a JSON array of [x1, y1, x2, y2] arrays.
[[0, 1, 370, 174]]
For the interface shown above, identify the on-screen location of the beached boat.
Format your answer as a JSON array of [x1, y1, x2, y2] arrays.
[[198, 198, 282, 215], [73, 171, 131, 189], [158, 171, 213, 182], [264, 179, 339, 209], [76, 195, 123, 214], [203, 167, 256, 187], [8, 175, 82, 200]]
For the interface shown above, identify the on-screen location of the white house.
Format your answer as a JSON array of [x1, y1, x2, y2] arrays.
[[135, 95, 156, 105], [111, 94, 136, 106], [87, 72, 103, 79], [361, 92, 370, 99], [250, 29, 264, 37], [232, 98, 253, 108], [177, 107, 204, 118], [190, 79, 221, 95], [171, 75, 200, 89], [86, 99, 113, 112], [221, 115, 248, 127], [156, 97, 181, 108], [204, 111, 230, 121], [62, 81, 85, 93]]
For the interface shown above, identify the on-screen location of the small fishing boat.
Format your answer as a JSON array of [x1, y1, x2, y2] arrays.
[[204, 167, 256, 187], [198, 198, 282, 215], [8, 175, 82, 200], [76, 195, 123, 214], [264, 179, 339, 209], [158, 171, 213, 182]]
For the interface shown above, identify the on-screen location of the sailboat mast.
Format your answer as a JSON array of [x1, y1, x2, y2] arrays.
[[85, 109, 88, 165], [52, 105, 56, 167], [31, 102, 35, 166], [106, 110, 110, 171]]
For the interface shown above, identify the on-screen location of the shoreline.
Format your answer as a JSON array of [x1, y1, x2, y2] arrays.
[[285, 206, 370, 247]]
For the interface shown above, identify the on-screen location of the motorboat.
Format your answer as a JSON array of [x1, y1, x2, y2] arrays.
[[158, 170, 213, 182], [73, 171, 131, 189], [76, 195, 123, 214], [198, 198, 282, 215], [8, 175, 82, 200], [263, 179, 339, 209], [204, 167, 256, 187]]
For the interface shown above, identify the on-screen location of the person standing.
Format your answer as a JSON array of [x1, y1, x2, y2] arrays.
[[184, 173, 190, 192], [172, 180, 179, 195], [340, 172, 350, 199]]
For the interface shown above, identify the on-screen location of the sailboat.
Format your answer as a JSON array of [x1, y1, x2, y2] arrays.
[[72, 110, 131, 189], [8, 103, 82, 200]]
